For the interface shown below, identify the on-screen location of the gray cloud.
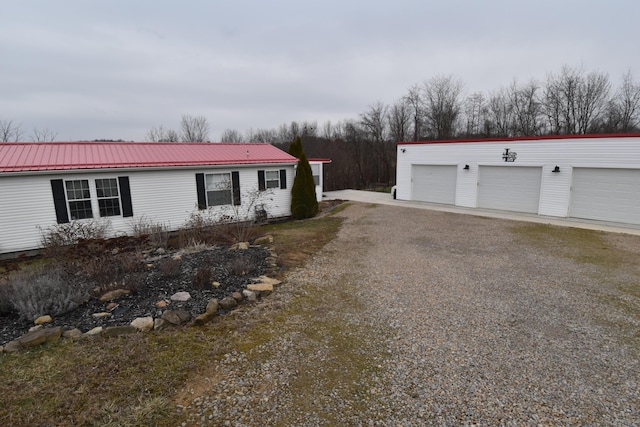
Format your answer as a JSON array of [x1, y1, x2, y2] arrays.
[[1, 0, 639, 141]]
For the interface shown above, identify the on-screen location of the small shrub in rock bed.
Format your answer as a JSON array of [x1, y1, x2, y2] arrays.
[[39, 219, 111, 255], [157, 257, 181, 278], [7, 267, 91, 322], [128, 216, 170, 249], [192, 267, 212, 289], [0, 281, 13, 314]]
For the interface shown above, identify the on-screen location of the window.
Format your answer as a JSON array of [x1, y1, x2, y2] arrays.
[[265, 170, 280, 189], [51, 177, 132, 224], [258, 169, 286, 191], [95, 178, 121, 217], [65, 180, 93, 220], [206, 173, 232, 206], [311, 164, 321, 186]]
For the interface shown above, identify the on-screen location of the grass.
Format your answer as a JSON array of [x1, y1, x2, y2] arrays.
[[511, 223, 640, 345], [0, 204, 348, 427]]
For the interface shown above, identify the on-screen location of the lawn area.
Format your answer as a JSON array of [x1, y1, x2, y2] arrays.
[[0, 204, 347, 427]]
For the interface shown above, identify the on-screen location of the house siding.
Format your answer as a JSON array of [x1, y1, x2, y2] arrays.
[[0, 164, 294, 254], [396, 136, 640, 222]]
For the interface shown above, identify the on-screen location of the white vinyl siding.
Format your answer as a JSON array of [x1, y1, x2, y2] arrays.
[[395, 136, 640, 224], [478, 166, 542, 214], [411, 165, 457, 204], [0, 165, 295, 254], [570, 168, 640, 225]]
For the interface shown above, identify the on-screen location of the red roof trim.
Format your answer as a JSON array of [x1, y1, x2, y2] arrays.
[[397, 133, 640, 145], [0, 142, 298, 173], [308, 158, 332, 163]]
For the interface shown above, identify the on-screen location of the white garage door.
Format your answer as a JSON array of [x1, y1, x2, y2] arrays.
[[478, 166, 542, 213], [570, 168, 640, 225], [411, 165, 457, 204]]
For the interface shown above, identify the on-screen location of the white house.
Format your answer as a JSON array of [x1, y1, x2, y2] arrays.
[[0, 142, 299, 255], [395, 134, 640, 226]]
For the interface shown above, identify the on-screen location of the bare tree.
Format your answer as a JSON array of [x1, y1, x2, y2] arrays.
[[542, 66, 611, 134], [388, 99, 412, 143], [31, 128, 58, 142], [180, 115, 210, 142], [321, 120, 334, 140], [509, 80, 544, 136], [404, 84, 423, 141], [613, 70, 640, 132], [146, 125, 180, 142], [0, 119, 23, 142], [220, 129, 245, 143], [488, 88, 514, 137], [360, 101, 394, 184], [463, 92, 487, 137], [423, 75, 464, 139]]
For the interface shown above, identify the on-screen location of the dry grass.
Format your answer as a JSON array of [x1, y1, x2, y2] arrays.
[[0, 203, 347, 427]]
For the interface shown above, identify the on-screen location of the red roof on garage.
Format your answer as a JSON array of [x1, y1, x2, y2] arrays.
[[397, 133, 640, 145], [0, 142, 298, 172]]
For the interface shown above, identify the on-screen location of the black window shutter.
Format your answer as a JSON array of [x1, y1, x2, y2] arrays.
[[258, 170, 266, 191], [118, 176, 134, 217], [50, 179, 69, 224], [279, 169, 287, 189], [232, 171, 241, 205], [195, 173, 206, 209]]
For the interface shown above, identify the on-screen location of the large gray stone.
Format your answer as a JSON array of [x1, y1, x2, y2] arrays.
[[170, 291, 191, 302], [161, 309, 192, 325], [205, 298, 219, 315], [84, 326, 104, 337], [17, 326, 62, 349], [254, 234, 274, 245], [99, 289, 131, 302], [194, 312, 214, 326], [242, 290, 257, 302], [34, 315, 53, 325], [219, 296, 238, 310], [4, 341, 22, 353], [131, 316, 154, 332], [62, 328, 83, 340]]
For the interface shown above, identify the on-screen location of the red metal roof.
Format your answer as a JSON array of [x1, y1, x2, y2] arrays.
[[397, 133, 640, 145], [0, 142, 298, 173]]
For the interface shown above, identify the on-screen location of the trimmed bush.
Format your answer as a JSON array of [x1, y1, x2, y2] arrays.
[[8, 266, 91, 322], [291, 151, 318, 219]]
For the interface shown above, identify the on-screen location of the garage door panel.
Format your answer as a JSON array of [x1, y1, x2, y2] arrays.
[[478, 166, 542, 214], [411, 165, 457, 204], [570, 168, 640, 224]]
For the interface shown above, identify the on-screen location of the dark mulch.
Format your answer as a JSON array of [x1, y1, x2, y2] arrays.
[[0, 245, 272, 346]]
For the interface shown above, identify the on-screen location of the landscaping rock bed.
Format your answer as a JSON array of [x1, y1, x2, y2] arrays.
[[0, 244, 278, 349]]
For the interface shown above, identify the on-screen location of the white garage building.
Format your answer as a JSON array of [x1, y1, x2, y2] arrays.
[[395, 134, 640, 226]]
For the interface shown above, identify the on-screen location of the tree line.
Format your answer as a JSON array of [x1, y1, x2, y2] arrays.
[[217, 65, 640, 191], [4, 65, 640, 191]]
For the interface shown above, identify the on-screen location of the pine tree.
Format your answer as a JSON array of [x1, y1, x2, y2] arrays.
[[290, 138, 318, 219], [288, 136, 303, 158]]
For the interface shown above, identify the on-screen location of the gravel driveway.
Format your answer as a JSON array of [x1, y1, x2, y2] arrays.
[[179, 202, 640, 426]]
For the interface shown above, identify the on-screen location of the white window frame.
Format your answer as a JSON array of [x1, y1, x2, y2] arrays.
[[205, 172, 232, 206], [95, 178, 121, 217], [265, 170, 280, 189], [65, 179, 93, 220]]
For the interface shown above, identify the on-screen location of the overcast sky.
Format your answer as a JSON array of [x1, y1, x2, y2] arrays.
[[1, 0, 639, 141]]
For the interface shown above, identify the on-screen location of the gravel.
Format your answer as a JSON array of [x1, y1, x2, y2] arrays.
[[178, 203, 640, 426]]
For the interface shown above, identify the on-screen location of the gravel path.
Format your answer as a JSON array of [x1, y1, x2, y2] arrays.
[[178, 203, 640, 426]]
